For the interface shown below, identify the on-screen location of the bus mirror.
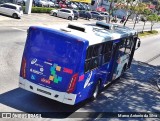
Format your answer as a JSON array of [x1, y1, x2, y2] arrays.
[[136, 38, 141, 49], [137, 40, 141, 48]]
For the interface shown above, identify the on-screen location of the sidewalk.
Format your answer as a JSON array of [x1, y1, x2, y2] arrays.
[[0, 13, 152, 27]]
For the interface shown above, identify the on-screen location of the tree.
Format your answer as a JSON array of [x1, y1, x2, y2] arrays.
[[107, 0, 123, 23], [122, 0, 140, 26], [155, 0, 160, 14], [132, 3, 147, 29], [141, 9, 151, 33], [147, 13, 160, 31]]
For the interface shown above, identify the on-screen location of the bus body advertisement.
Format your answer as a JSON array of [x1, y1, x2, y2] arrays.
[[19, 22, 140, 105]]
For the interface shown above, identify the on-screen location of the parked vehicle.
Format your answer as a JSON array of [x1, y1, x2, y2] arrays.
[[84, 3, 90, 11], [96, 6, 106, 12], [66, 2, 78, 9], [79, 2, 87, 10], [90, 11, 105, 20], [100, 12, 109, 16], [16, 0, 26, 6], [46, 0, 55, 7], [78, 10, 92, 20], [78, 10, 86, 18], [73, 2, 84, 10], [73, 10, 79, 20], [50, 8, 74, 20], [0, 3, 23, 19], [59, 1, 67, 8], [50, 0, 60, 8], [34, 0, 48, 7]]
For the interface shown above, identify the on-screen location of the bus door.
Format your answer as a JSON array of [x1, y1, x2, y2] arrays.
[[127, 36, 138, 68], [107, 40, 120, 81]]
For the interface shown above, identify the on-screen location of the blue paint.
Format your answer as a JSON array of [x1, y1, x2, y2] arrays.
[[20, 26, 138, 105]]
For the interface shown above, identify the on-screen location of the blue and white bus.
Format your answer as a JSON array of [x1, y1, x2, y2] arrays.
[[19, 21, 140, 105]]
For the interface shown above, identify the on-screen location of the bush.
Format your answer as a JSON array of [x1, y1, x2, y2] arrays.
[[23, 7, 55, 13], [138, 30, 159, 37]]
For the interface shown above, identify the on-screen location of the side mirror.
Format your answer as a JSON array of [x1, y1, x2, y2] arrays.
[[137, 39, 141, 48], [136, 38, 141, 49]]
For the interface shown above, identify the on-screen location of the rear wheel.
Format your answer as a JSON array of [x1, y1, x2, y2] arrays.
[[68, 16, 72, 21], [53, 12, 57, 17], [74, 16, 78, 20], [12, 13, 18, 19], [92, 81, 101, 99]]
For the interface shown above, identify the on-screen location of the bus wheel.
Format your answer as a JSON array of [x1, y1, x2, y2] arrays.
[[92, 81, 101, 99], [121, 64, 127, 76]]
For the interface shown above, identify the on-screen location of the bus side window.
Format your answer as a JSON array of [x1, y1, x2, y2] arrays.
[[85, 59, 91, 72], [85, 46, 93, 72], [119, 39, 125, 53], [93, 44, 103, 57], [90, 57, 99, 69], [125, 38, 132, 54], [102, 41, 113, 64], [86, 46, 93, 59]]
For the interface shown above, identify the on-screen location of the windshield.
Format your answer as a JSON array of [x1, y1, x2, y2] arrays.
[[19, 6, 22, 11]]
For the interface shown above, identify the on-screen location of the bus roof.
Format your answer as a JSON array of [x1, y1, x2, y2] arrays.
[[55, 21, 137, 46]]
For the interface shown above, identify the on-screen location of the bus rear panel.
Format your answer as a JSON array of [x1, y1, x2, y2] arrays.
[[19, 26, 87, 105]]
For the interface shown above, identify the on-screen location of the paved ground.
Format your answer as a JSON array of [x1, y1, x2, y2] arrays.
[[0, 13, 156, 29]]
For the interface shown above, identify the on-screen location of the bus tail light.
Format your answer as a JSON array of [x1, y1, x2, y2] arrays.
[[21, 57, 26, 79], [67, 73, 78, 93]]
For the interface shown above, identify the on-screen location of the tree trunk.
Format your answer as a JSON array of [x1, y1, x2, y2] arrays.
[[142, 22, 146, 33], [151, 23, 154, 32], [123, 13, 131, 26], [108, 0, 113, 23], [133, 18, 136, 29]]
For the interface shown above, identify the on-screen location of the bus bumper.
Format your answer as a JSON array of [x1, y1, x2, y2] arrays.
[[19, 77, 77, 105]]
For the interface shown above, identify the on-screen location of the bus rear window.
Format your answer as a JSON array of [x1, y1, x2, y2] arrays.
[[28, 29, 83, 66]]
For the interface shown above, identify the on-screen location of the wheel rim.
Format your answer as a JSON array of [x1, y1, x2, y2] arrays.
[[69, 17, 72, 20], [13, 14, 17, 18], [53, 13, 56, 16]]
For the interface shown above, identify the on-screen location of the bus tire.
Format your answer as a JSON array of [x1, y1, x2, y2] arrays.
[[92, 80, 101, 99]]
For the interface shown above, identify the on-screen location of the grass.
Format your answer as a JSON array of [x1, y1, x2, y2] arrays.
[[138, 30, 159, 37]]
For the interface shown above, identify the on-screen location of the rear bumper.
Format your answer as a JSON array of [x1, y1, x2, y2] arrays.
[[19, 77, 77, 105]]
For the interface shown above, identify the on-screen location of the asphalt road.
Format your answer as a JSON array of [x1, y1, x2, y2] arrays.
[[0, 22, 160, 121]]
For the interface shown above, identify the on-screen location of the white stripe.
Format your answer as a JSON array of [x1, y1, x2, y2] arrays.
[[12, 27, 26, 32]]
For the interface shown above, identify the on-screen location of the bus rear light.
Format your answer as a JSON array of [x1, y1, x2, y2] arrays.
[[67, 73, 78, 93], [21, 57, 26, 79]]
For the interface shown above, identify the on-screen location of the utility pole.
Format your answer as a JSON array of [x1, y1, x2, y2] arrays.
[[25, 0, 33, 14]]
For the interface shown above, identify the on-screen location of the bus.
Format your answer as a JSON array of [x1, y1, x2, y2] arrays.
[[19, 21, 141, 105]]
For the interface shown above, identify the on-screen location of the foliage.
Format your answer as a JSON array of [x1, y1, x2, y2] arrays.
[[141, 8, 152, 33], [147, 13, 160, 31], [23, 7, 55, 13]]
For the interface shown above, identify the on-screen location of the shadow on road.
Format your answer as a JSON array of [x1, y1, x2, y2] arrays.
[[0, 60, 160, 118]]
